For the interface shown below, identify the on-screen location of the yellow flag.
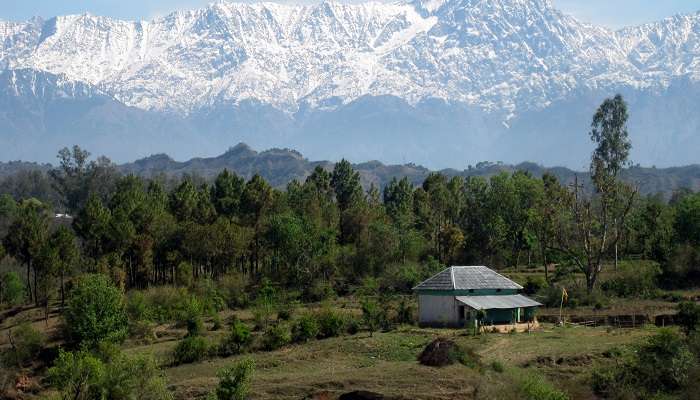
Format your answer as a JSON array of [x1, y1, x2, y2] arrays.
[[562, 288, 568, 303]]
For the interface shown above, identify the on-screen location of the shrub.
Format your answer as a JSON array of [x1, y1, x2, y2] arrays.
[[1, 271, 25, 306], [212, 314, 223, 331], [219, 320, 252, 356], [524, 276, 547, 295], [591, 366, 626, 397], [591, 329, 695, 398], [677, 301, 700, 334], [186, 315, 204, 337], [345, 316, 360, 335], [361, 298, 383, 337], [277, 302, 294, 321], [139, 286, 190, 323], [217, 273, 249, 309], [302, 280, 336, 302], [394, 298, 415, 325], [491, 360, 505, 373], [175, 261, 193, 287], [102, 352, 173, 400], [317, 309, 345, 339], [2, 323, 45, 367], [48, 349, 105, 400], [126, 291, 152, 322], [173, 336, 209, 365], [635, 329, 694, 391], [292, 314, 320, 343], [519, 373, 569, 400], [262, 324, 291, 351], [601, 261, 661, 298], [380, 263, 422, 293], [49, 347, 172, 400], [212, 358, 255, 400], [64, 274, 128, 348], [129, 320, 157, 343], [193, 278, 226, 315]]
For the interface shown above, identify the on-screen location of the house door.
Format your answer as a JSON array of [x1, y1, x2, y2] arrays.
[[458, 306, 466, 325]]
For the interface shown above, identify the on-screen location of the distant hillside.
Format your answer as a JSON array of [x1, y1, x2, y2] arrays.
[[2, 143, 698, 198], [117, 143, 700, 198], [0, 161, 51, 179]]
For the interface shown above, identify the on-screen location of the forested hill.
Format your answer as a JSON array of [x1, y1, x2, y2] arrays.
[[117, 144, 700, 197], [2, 143, 700, 198]]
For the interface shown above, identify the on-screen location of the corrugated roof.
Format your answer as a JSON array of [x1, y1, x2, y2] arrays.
[[413, 266, 523, 291], [456, 295, 542, 310]]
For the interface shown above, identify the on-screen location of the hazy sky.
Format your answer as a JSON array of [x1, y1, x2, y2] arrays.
[[2, 0, 699, 29]]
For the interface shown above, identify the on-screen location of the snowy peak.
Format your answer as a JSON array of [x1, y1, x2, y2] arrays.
[[0, 0, 699, 115], [0, 68, 105, 100]]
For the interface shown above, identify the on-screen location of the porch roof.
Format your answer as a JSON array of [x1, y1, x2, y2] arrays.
[[456, 294, 541, 310]]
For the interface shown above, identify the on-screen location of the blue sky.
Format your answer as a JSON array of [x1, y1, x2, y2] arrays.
[[2, 0, 699, 28]]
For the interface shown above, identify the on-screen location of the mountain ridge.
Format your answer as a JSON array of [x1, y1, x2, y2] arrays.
[[2, 143, 699, 197]]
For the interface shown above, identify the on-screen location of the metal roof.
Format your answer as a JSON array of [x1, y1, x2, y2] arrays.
[[456, 295, 542, 310], [413, 266, 523, 291]]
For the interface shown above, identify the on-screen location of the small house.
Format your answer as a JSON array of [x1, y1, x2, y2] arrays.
[[413, 266, 541, 331]]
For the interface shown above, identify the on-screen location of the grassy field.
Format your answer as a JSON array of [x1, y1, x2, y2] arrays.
[[0, 296, 665, 400], [119, 317, 656, 399]]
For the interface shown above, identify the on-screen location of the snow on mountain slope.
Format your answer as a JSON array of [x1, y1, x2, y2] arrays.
[[2, 0, 698, 116]]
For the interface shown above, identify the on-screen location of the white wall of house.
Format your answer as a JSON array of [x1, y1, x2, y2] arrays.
[[418, 295, 459, 326]]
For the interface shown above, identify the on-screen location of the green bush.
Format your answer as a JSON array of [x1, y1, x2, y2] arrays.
[[173, 336, 209, 365], [491, 360, 505, 373], [302, 280, 336, 302], [186, 314, 204, 337], [212, 358, 255, 400], [1, 323, 45, 367], [635, 329, 694, 391], [591, 366, 626, 398], [601, 261, 661, 298], [129, 319, 157, 343], [524, 276, 547, 295], [212, 314, 223, 331], [102, 352, 173, 400], [48, 349, 105, 400], [292, 314, 320, 343], [126, 291, 152, 322], [345, 315, 360, 335], [1, 271, 25, 306], [140, 286, 191, 323], [590, 329, 695, 398], [262, 324, 291, 351], [380, 263, 422, 293], [394, 298, 415, 325], [217, 273, 249, 309], [193, 278, 226, 315], [361, 298, 383, 337], [175, 261, 193, 287], [277, 303, 294, 321], [317, 309, 345, 338], [519, 373, 569, 400], [219, 320, 252, 356], [677, 301, 700, 334], [64, 274, 128, 348], [49, 347, 172, 400]]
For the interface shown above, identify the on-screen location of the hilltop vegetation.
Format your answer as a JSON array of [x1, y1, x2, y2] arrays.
[[2, 143, 700, 205]]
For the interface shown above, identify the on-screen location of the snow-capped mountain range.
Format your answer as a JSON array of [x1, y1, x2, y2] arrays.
[[1, 0, 699, 168]]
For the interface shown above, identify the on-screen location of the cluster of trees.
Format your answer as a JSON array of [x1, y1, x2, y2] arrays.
[[0, 95, 699, 311]]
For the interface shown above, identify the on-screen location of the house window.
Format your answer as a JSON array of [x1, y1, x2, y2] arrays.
[[496, 289, 502, 293], [469, 289, 474, 293]]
